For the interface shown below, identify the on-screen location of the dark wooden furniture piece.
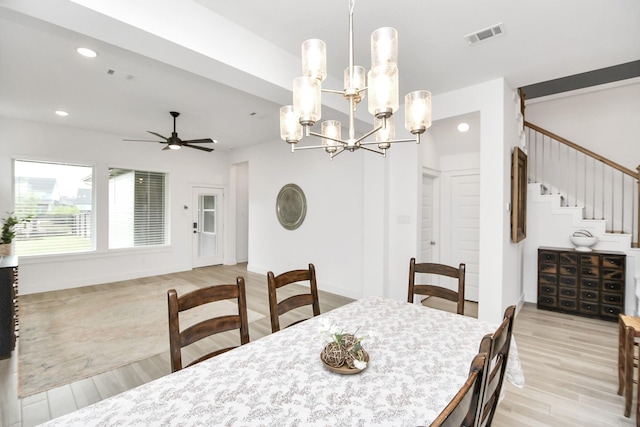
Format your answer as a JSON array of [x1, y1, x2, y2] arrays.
[[537, 247, 626, 322], [167, 277, 250, 373], [408, 258, 466, 315], [617, 314, 640, 418], [267, 263, 320, 333], [429, 352, 488, 427], [0, 255, 19, 359], [477, 305, 516, 427]]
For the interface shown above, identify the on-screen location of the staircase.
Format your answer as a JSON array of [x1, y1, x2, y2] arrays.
[[522, 121, 640, 314], [525, 121, 640, 244]]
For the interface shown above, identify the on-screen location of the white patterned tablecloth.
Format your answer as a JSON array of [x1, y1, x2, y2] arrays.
[[41, 296, 524, 427]]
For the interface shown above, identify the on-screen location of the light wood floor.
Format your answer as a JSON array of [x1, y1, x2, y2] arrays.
[[0, 264, 635, 426]]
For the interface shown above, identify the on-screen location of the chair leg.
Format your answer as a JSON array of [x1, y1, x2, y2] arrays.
[[624, 326, 634, 418], [619, 319, 625, 396]]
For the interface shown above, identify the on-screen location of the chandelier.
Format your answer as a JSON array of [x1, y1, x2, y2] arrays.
[[279, 0, 431, 160]]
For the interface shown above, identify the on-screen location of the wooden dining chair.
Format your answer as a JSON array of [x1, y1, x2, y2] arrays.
[[429, 352, 489, 427], [408, 257, 466, 315], [476, 305, 516, 427], [167, 277, 250, 373], [267, 263, 320, 332]]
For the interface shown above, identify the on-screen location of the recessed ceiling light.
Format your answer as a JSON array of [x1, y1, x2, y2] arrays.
[[457, 122, 470, 132], [76, 47, 98, 58], [55, 110, 69, 117]]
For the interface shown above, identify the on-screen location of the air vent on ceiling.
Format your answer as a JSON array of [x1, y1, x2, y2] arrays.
[[106, 69, 135, 80], [464, 23, 504, 45]]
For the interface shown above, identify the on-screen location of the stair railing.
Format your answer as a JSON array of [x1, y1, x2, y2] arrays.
[[525, 121, 640, 247]]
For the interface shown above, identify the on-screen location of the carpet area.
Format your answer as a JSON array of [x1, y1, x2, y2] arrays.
[[18, 279, 263, 397]]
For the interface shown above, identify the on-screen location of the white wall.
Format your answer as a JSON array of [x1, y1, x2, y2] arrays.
[[433, 78, 523, 323], [525, 80, 640, 171], [0, 116, 229, 294], [230, 141, 366, 299], [234, 162, 249, 263]]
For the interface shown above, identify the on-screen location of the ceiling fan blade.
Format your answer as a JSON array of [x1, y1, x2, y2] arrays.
[[147, 131, 169, 140], [182, 138, 214, 144], [123, 138, 164, 143], [183, 143, 214, 152], [162, 145, 171, 151]]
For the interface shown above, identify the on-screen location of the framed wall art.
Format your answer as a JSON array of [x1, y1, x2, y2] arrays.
[[511, 146, 527, 243]]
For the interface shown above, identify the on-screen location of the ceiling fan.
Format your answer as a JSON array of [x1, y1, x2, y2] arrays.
[[124, 111, 216, 152]]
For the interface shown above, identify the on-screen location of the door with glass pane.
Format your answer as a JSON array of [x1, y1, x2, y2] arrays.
[[192, 187, 224, 267]]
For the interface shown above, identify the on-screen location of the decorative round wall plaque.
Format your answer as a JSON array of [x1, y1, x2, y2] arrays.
[[276, 183, 307, 230]]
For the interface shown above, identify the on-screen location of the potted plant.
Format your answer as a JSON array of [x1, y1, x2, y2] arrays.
[[1, 212, 31, 256]]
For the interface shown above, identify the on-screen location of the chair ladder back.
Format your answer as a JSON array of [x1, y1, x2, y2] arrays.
[[408, 258, 466, 315], [477, 305, 516, 427], [429, 352, 488, 427], [267, 263, 320, 333], [168, 277, 250, 373]]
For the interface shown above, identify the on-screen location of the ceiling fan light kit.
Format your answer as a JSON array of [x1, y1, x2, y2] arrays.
[[279, 0, 432, 160], [123, 111, 216, 152]]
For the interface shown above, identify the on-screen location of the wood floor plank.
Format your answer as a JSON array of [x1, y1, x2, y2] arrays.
[[69, 377, 101, 409], [91, 370, 125, 401], [45, 384, 77, 420], [20, 397, 49, 427]]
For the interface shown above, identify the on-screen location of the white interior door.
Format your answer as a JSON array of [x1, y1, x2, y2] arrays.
[[450, 174, 480, 302], [421, 175, 436, 263], [192, 187, 224, 268]]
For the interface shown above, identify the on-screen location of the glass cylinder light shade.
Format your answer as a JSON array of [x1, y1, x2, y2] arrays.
[[279, 105, 302, 143], [375, 116, 395, 149], [344, 66, 366, 97], [293, 76, 321, 125], [404, 90, 432, 134], [367, 64, 399, 118], [302, 39, 326, 81], [344, 66, 366, 90], [371, 27, 398, 68], [321, 120, 341, 153]]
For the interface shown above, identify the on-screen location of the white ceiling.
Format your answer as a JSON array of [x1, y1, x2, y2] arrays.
[[0, 0, 638, 154]]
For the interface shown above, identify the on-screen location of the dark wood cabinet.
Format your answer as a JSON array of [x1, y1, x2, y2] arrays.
[[0, 255, 18, 358], [537, 247, 625, 322]]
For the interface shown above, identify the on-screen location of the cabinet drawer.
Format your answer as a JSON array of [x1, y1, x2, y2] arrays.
[[539, 251, 558, 263], [602, 256, 625, 269], [580, 301, 599, 314], [581, 254, 600, 267], [580, 290, 599, 301], [559, 298, 578, 310], [603, 269, 624, 281], [559, 265, 578, 276], [539, 285, 557, 296], [581, 267, 600, 277], [559, 287, 577, 298], [559, 252, 578, 264], [602, 281, 623, 293], [538, 295, 556, 308], [539, 273, 557, 285], [581, 278, 599, 290], [539, 263, 558, 274], [559, 276, 577, 287], [600, 305, 622, 318], [601, 292, 623, 305]]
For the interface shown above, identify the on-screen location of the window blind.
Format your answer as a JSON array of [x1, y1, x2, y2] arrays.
[[109, 168, 166, 248]]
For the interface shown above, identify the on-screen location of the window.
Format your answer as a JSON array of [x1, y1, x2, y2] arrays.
[[109, 168, 166, 249], [13, 160, 94, 256]]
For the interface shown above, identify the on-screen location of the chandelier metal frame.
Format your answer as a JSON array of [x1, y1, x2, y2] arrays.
[[279, 0, 431, 160]]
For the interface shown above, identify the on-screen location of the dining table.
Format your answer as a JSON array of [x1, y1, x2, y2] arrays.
[[41, 296, 525, 426]]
